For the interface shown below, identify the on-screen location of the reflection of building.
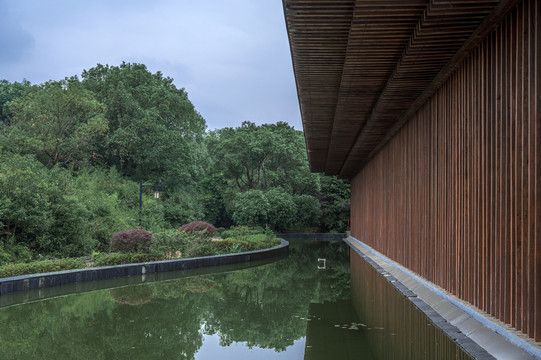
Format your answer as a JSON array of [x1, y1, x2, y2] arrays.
[[304, 300, 375, 360], [284, 0, 540, 346]]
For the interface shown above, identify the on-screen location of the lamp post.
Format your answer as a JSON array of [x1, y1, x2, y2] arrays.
[[139, 179, 162, 227]]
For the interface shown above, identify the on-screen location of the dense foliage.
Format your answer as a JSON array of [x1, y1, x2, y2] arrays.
[[205, 121, 350, 231], [0, 258, 86, 278], [109, 229, 153, 253], [0, 225, 281, 278], [0, 64, 350, 264]]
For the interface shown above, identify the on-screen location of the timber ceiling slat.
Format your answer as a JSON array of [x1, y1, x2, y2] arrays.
[[324, 0, 428, 174], [284, 0, 510, 178], [339, 0, 500, 177], [284, 0, 355, 172]]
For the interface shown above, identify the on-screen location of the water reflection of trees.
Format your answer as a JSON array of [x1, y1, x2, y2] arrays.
[[0, 241, 350, 359]]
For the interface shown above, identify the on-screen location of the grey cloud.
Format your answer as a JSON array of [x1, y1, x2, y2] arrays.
[[0, 1, 34, 65]]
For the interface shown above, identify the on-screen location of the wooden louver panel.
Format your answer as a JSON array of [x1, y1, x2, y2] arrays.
[[350, 0, 541, 341]]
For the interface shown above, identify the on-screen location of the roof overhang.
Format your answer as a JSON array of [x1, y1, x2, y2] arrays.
[[284, 0, 520, 178]]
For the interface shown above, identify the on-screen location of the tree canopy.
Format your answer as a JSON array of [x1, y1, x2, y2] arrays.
[[4, 78, 107, 168], [205, 121, 348, 231], [0, 63, 350, 262]]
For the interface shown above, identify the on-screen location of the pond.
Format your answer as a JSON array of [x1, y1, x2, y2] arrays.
[[0, 240, 471, 359]]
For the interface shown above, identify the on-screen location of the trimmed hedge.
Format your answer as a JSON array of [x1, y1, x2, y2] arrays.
[[184, 234, 281, 258], [91, 252, 166, 266], [0, 258, 86, 278]]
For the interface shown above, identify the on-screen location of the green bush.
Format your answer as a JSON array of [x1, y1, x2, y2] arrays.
[[0, 258, 86, 278], [0, 243, 33, 266], [152, 229, 194, 256], [186, 233, 280, 258], [214, 236, 280, 253], [232, 190, 270, 227], [265, 187, 297, 231], [220, 225, 268, 239], [293, 194, 321, 227], [0, 153, 96, 258], [91, 252, 165, 267], [72, 169, 138, 249], [163, 189, 205, 228], [183, 238, 215, 258]]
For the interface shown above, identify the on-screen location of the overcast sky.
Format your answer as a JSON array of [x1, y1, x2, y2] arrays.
[[0, 0, 302, 131]]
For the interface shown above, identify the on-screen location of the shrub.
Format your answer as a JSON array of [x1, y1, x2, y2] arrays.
[[0, 258, 86, 278], [293, 194, 321, 227], [232, 190, 270, 227], [110, 229, 153, 252], [91, 252, 165, 266], [183, 237, 215, 258], [208, 235, 280, 255], [220, 225, 272, 240], [152, 229, 195, 256], [178, 221, 217, 236], [0, 243, 33, 266], [265, 187, 297, 231], [72, 169, 137, 250]]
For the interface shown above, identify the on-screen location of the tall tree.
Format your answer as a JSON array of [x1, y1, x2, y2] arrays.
[[81, 62, 207, 184], [5, 78, 107, 168], [206, 122, 327, 230], [207, 121, 319, 193], [0, 79, 30, 125]]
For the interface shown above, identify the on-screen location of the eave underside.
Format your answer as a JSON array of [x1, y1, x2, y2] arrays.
[[284, 0, 520, 178]]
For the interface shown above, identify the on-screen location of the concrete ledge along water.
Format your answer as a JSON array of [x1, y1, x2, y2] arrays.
[[345, 236, 541, 360], [0, 239, 289, 297]]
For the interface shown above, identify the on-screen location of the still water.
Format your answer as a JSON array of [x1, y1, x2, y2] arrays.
[[0, 240, 470, 359]]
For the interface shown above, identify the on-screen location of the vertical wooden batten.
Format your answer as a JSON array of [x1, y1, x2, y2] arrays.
[[349, 0, 540, 341]]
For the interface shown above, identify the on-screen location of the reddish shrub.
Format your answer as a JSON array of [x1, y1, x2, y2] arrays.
[[178, 221, 217, 235], [110, 229, 153, 253]]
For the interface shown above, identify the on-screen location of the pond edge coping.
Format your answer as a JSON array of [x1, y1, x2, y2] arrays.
[[345, 236, 541, 360], [276, 233, 345, 241], [0, 239, 289, 296]]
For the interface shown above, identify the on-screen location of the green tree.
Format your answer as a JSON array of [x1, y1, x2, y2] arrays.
[[81, 62, 206, 183], [81, 63, 209, 227], [5, 78, 107, 168], [232, 190, 270, 227], [207, 121, 319, 193], [293, 194, 321, 228], [0, 152, 96, 259], [318, 176, 350, 232], [265, 187, 297, 231], [199, 171, 232, 228], [0, 79, 30, 125], [206, 121, 324, 230]]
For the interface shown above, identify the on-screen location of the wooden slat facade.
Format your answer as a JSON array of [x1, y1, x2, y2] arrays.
[[350, 0, 540, 340], [285, 0, 541, 343]]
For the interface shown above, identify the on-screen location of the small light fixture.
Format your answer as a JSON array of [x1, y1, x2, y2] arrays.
[[154, 189, 160, 199]]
